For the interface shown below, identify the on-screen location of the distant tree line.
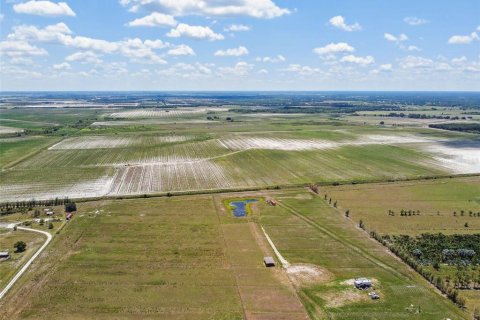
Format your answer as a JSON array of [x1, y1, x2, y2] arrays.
[[374, 112, 471, 120], [429, 123, 480, 134], [231, 104, 403, 114]]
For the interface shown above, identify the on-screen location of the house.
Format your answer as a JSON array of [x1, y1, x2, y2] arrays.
[[0, 251, 10, 259], [264, 256, 275, 267], [354, 278, 372, 289]]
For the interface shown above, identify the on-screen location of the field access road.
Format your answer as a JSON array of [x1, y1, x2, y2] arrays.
[[0, 226, 52, 300]]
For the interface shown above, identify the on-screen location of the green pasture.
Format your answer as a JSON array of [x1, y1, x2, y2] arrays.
[[258, 190, 468, 320]]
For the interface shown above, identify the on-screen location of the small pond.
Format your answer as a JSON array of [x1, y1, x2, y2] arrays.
[[228, 199, 258, 217]]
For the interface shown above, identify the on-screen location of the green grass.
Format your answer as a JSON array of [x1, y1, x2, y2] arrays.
[[323, 177, 480, 235], [258, 190, 467, 319], [0, 136, 59, 169], [0, 229, 45, 289], [0, 195, 306, 319]]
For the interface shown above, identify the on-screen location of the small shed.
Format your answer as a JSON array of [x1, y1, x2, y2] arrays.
[[264, 256, 275, 267], [0, 251, 10, 259], [354, 278, 372, 289], [368, 292, 380, 300]]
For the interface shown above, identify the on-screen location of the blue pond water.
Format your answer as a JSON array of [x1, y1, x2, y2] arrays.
[[229, 199, 258, 217]]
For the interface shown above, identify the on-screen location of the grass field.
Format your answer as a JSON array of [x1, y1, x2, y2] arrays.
[[0, 195, 308, 319], [0, 136, 59, 169], [0, 229, 45, 289], [257, 189, 468, 320], [323, 176, 480, 235], [321, 177, 480, 315]]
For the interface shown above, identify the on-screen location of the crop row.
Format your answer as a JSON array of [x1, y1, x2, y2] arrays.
[[49, 135, 191, 150], [108, 161, 236, 195]]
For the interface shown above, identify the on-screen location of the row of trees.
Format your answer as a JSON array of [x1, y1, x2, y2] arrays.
[[0, 197, 73, 211]]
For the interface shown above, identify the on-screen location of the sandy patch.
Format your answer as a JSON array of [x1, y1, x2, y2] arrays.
[[219, 134, 437, 152], [286, 264, 334, 287], [0, 175, 114, 202], [424, 143, 480, 174], [108, 108, 225, 119], [321, 289, 369, 308], [49, 136, 133, 150], [0, 125, 23, 134]]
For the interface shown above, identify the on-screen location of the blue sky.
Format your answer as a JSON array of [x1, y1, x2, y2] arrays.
[[0, 0, 479, 91]]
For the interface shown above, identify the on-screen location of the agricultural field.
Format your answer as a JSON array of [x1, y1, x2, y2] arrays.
[[1, 108, 479, 202], [0, 136, 59, 169], [0, 195, 308, 319]]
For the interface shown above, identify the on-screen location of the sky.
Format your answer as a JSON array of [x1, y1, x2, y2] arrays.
[[0, 0, 479, 91]]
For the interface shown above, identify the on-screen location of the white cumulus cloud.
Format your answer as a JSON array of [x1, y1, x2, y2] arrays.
[[384, 33, 408, 42], [168, 44, 195, 56], [224, 24, 250, 32], [313, 42, 355, 55], [256, 55, 285, 63], [127, 12, 177, 27], [0, 40, 48, 57], [167, 23, 224, 41], [13, 0, 75, 17], [448, 31, 479, 44], [217, 61, 253, 76], [65, 51, 102, 64], [120, 0, 290, 19], [329, 15, 362, 32], [404, 17, 429, 26], [214, 46, 248, 57], [53, 62, 71, 70], [340, 55, 375, 66]]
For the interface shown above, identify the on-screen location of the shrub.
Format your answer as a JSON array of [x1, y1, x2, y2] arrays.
[[14, 241, 27, 253], [65, 202, 77, 213]]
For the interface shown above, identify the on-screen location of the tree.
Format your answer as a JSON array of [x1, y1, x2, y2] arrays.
[[14, 241, 27, 253], [359, 219, 365, 230], [39, 218, 44, 226], [48, 222, 54, 229], [464, 222, 469, 228], [65, 202, 77, 213], [345, 210, 350, 218]]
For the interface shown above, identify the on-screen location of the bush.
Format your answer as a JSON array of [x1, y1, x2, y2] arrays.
[[14, 241, 27, 253], [65, 202, 77, 213], [48, 222, 54, 229]]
